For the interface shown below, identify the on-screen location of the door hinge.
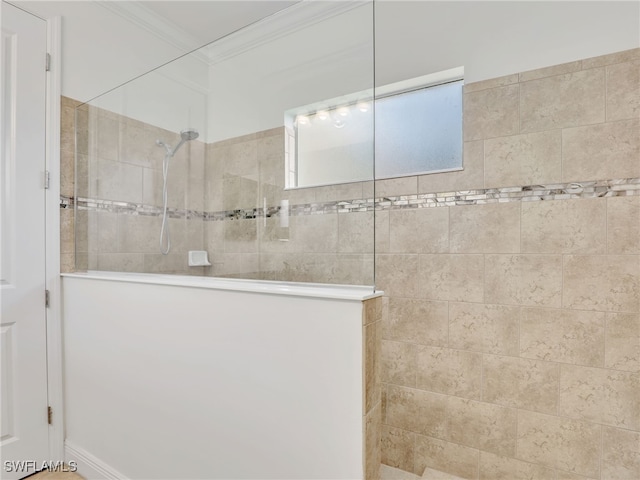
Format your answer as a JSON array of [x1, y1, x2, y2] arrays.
[[44, 170, 50, 189], [45, 290, 50, 308], [45, 53, 51, 72], [48, 406, 53, 425]]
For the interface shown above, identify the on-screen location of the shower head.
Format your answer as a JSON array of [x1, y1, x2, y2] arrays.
[[156, 128, 199, 157], [180, 129, 199, 141]]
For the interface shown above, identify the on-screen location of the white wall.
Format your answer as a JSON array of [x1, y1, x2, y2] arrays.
[[62, 275, 367, 479]]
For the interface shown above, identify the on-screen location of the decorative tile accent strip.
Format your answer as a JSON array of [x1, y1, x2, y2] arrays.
[[60, 177, 640, 220]]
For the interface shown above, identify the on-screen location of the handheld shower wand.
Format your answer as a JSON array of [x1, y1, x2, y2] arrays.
[[156, 128, 199, 255]]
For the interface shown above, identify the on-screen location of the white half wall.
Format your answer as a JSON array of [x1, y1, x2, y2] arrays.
[[62, 274, 369, 479]]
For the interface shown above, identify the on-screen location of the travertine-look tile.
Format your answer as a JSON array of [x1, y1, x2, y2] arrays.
[[485, 255, 562, 307], [479, 451, 555, 480], [463, 84, 519, 141], [382, 340, 416, 387], [97, 253, 144, 272], [60, 208, 74, 255], [365, 402, 382, 480], [519, 60, 583, 83], [448, 303, 519, 356], [339, 211, 374, 254], [563, 255, 639, 312], [390, 208, 449, 254], [384, 297, 448, 347], [602, 426, 640, 480], [365, 321, 381, 413], [607, 196, 640, 254], [520, 69, 605, 133], [224, 218, 258, 254], [516, 410, 601, 478], [559, 364, 640, 430], [315, 182, 364, 203], [520, 307, 605, 366], [582, 48, 640, 69], [484, 130, 562, 188], [607, 60, 640, 121], [380, 464, 420, 480], [416, 346, 482, 400], [143, 253, 187, 274], [376, 176, 418, 198], [419, 255, 484, 302], [96, 160, 143, 204], [414, 435, 479, 480], [418, 140, 484, 193], [605, 312, 640, 372], [464, 73, 519, 93], [96, 114, 119, 161], [483, 355, 559, 414], [521, 198, 606, 254], [447, 397, 517, 456], [96, 211, 119, 254], [382, 426, 415, 474], [385, 385, 448, 438], [450, 202, 520, 253], [290, 213, 337, 253], [376, 255, 420, 298], [60, 253, 74, 274], [222, 175, 259, 210], [119, 122, 160, 169], [562, 118, 640, 181], [375, 210, 390, 254], [364, 296, 383, 325]]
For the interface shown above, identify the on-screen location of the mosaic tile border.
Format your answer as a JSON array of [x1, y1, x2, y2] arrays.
[[60, 177, 640, 220]]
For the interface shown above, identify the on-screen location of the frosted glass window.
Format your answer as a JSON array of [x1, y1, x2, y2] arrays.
[[291, 79, 463, 187], [375, 80, 463, 178]]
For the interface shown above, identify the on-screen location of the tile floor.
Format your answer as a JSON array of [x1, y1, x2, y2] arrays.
[[381, 464, 466, 480], [28, 470, 83, 480]]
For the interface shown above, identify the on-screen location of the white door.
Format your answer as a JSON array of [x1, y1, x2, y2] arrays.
[[0, 2, 49, 479]]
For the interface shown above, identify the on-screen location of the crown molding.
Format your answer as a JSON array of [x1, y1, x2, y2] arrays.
[[205, 1, 368, 66], [96, 1, 210, 65]]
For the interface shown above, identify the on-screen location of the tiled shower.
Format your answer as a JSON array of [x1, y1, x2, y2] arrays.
[[60, 2, 639, 477]]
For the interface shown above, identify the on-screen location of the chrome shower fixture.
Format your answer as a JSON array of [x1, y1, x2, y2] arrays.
[[156, 128, 199, 157]]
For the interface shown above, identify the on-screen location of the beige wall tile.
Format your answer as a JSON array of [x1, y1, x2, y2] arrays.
[[97, 160, 143, 204], [447, 397, 517, 456], [384, 297, 448, 347], [419, 255, 484, 302], [482, 355, 559, 414], [450, 202, 520, 253], [485, 255, 562, 307], [607, 60, 640, 121], [562, 118, 640, 181], [208, 252, 259, 278], [464, 74, 519, 94], [563, 255, 639, 312], [206, 221, 225, 254], [143, 253, 187, 274], [60, 207, 74, 255], [519, 60, 583, 83], [365, 321, 381, 413], [222, 175, 259, 210], [382, 340, 416, 387], [96, 114, 119, 161], [364, 296, 383, 326], [416, 346, 482, 400], [290, 213, 338, 253], [607, 196, 640, 254], [415, 435, 479, 480], [521, 198, 606, 254], [484, 130, 562, 188], [463, 84, 519, 141], [520, 69, 605, 133], [448, 303, 519, 356], [97, 253, 144, 272], [559, 364, 640, 430], [602, 426, 640, 480], [516, 410, 600, 478], [96, 211, 119, 254], [376, 255, 420, 298], [376, 177, 418, 198], [224, 218, 258, 254], [390, 208, 449, 254], [60, 253, 74, 274], [479, 452, 555, 480], [418, 140, 484, 194], [382, 426, 415, 474], [365, 401, 382, 480], [375, 210, 390, 254], [385, 385, 448, 438], [582, 48, 640, 69], [119, 122, 160, 170], [605, 312, 640, 372], [520, 307, 605, 366], [315, 182, 364, 203]]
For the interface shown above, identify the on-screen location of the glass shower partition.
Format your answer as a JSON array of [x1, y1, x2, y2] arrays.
[[74, 1, 376, 287]]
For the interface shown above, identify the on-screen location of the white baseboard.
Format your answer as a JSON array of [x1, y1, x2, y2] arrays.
[[65, 441, 128, 480]]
